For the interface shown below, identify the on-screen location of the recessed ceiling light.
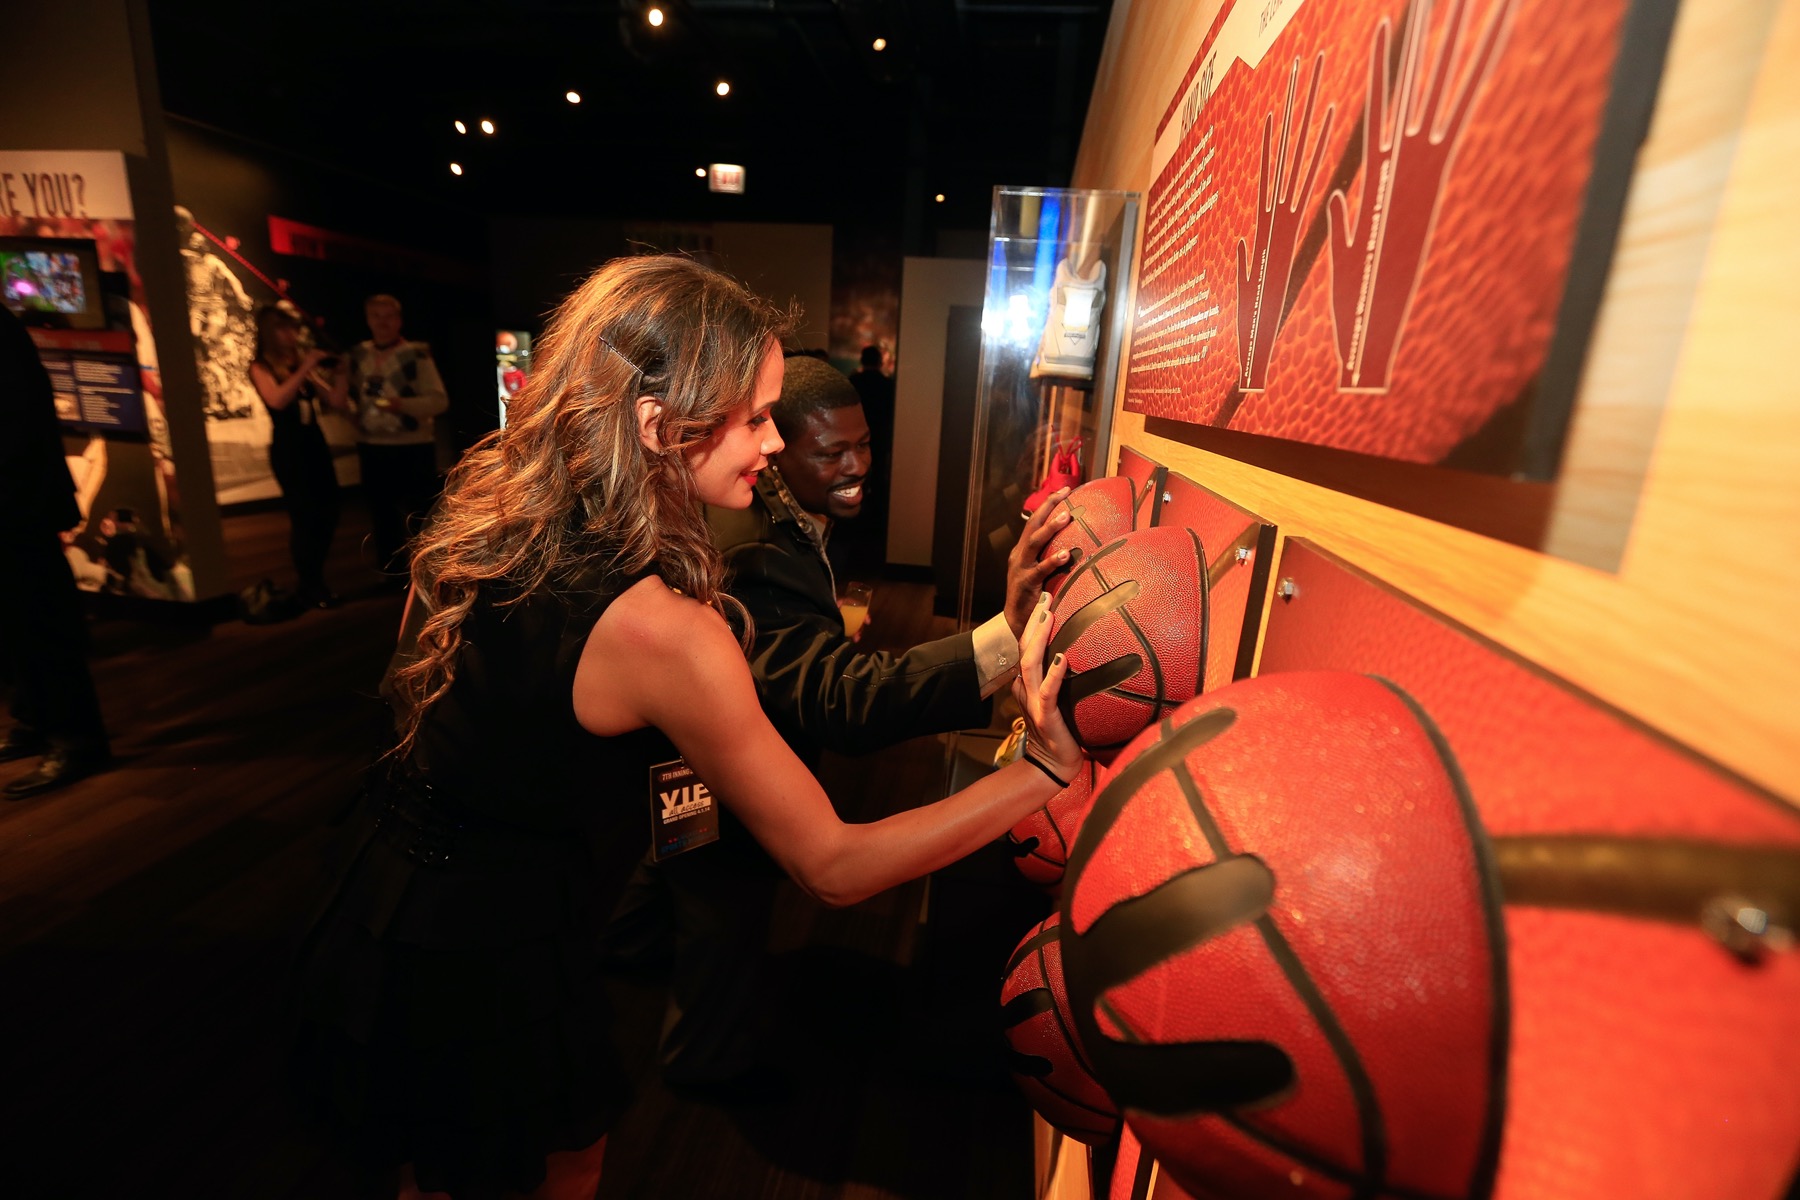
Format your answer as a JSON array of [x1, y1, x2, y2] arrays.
[[935, 193, 945, 203], [565, 90, 581, 104], [647, 6, 664, 26], [450, 162, 464, 176], [715, 80, 731, 97], [454, 120, 467, 134], [695, 168, 707, 178], [480, 118, 496, 135], [872, 37, 887, 51]]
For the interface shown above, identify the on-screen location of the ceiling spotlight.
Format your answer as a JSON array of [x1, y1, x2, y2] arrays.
[[695, 168, 707, 178], [935, 193, 945, 203], [450, 162, 464, 176], [715, 80, 731, 97], [872, 37, 887, 51], [480, 118, 496, 135], [454, 120, 467, 134], [565, 90, 581, 104], [647, 6, 664, 26]]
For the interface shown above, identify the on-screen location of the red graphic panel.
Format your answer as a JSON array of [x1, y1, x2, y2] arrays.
[[1124, 0, 1652, 474], [1258, 540, 1800, 1200]]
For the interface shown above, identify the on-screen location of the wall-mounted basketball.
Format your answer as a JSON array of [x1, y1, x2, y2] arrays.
[[1048, 525, 1209, 757], [1040, 476, 1139, 596], [1009, 757, 1100, 888], [1000, 912, 1120, 1145], [1059, 671, 1508, 1200]]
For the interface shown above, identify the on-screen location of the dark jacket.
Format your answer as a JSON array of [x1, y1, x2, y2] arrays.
[[709, 472, 991, 765], [0, 307, 80, 543]]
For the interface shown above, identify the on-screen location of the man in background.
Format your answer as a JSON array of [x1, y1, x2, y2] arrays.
[[0, 306, 111, 799], [348, 294, 447, 585]]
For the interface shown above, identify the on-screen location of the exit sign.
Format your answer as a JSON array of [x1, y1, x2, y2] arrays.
[[708, 164, 746, 194]]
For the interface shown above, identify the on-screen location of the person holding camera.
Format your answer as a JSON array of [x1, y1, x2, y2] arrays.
[[249, 302, 348, 609], [348, 294, 449, 586]]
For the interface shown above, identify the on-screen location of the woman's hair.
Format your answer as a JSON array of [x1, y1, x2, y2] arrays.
[[250, 304, 300, 372], [388, 254, 795, 757]]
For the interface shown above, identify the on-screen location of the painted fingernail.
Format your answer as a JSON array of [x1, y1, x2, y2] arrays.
[[1052, 653, 1064, 667]]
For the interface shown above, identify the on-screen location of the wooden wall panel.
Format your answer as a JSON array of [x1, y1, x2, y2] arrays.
[[1073, 0, 1800, 802]]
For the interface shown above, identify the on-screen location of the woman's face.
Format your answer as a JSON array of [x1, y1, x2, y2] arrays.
[[269, 321, 300, 354], [686, 341, 785, 509]]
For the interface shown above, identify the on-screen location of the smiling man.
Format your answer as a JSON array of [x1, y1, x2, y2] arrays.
[[598, 351, 1074, 1092]]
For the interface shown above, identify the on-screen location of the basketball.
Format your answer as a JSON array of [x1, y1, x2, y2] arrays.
[[999, 912, 1119, 1145], [1040, 476, 1138, 595], [1047, 525, 1209, 756], [1059, 672, 1508, 1200], [1008, 758, 1099, 888]]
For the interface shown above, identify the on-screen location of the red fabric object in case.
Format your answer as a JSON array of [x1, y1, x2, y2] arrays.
[[1008, 758, 1100, 889], [1060, 671, 1508, 1200], [1047, 526, 1210, 756], [1000, 912, 1119, 1145]]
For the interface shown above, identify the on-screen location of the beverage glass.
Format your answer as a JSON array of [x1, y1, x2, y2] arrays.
[[837, 581, 872, 640]]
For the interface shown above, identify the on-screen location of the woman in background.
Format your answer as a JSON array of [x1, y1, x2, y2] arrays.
[[249, 303, 347, 608], [290, 256, 1081, 1200]]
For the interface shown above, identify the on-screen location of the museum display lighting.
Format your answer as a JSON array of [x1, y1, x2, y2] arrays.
[[454, 120, 467, 134], [480, 118, 496, 135], [716, 80, 731, 97], [873, 37, 887, 51], [566, 90, 581, 104], [450, 162, 464, 176], [648, 7, 664, 27], [695, 168, 708, 177]]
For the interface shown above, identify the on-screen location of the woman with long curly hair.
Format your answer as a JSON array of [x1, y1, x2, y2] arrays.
[[249, 303, 348, 608], [290, 256, 1082, 1200]]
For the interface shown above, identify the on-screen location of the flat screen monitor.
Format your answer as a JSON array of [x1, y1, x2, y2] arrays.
[[0, 236, 105, 330]]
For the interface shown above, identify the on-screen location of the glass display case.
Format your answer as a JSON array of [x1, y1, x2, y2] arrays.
[[957, 186, 1140, 628]]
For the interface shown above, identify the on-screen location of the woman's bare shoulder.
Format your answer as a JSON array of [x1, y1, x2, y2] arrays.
[[575, 574, 744, 735], [593, 574, 732, 654]]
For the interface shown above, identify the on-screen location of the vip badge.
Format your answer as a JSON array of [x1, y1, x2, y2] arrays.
[[647, 756, 721, 860]]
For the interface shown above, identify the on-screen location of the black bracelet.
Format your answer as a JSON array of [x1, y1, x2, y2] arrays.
[[1022, 748, 1072, 790]]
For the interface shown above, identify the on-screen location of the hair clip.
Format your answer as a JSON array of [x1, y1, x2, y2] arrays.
[[597, 335, 645, 386]]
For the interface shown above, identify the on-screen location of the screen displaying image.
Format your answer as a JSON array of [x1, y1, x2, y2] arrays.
[[0, 237, 104, 329], [2, 249, 87, 315]]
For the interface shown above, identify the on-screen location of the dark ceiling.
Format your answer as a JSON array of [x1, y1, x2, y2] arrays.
[[146, 0, 1114, 243]]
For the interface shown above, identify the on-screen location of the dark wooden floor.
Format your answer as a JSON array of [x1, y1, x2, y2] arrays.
[[0, 506, 1043, 1200]]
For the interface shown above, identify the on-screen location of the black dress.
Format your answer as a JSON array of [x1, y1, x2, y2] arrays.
[[291, 575, 672, 1197], [262, 370, 340, 601]]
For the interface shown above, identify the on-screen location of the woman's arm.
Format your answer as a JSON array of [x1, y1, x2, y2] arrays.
[[576, 579, 1079, 908], [317, 359, 350, 412], [249, 352, 327, 412]]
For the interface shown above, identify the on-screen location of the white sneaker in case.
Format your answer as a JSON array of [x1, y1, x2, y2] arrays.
[[1032, 257, 1107, 381]]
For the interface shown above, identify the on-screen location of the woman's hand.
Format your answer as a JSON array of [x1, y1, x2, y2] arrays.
[[1013, 591, 1084, 786]]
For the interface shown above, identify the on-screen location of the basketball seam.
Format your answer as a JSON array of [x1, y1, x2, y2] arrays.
[[1037, 937, 1103, 1080], [1188, 527, 1211, 697], [1021, 1071, 1119, 1125], [1171, 758, 1391, 1197], [1370, 676, 1510, 1200], [1218, 1111, 1462, 1200], [1100, 564, 1168, 719]]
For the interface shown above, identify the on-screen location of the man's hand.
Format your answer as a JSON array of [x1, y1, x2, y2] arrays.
[[1005, 487, 1075, 639]]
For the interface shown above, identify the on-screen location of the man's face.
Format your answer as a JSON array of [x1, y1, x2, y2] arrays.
[[776, 404, 872, 521], [366, 303, 403, 347]]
